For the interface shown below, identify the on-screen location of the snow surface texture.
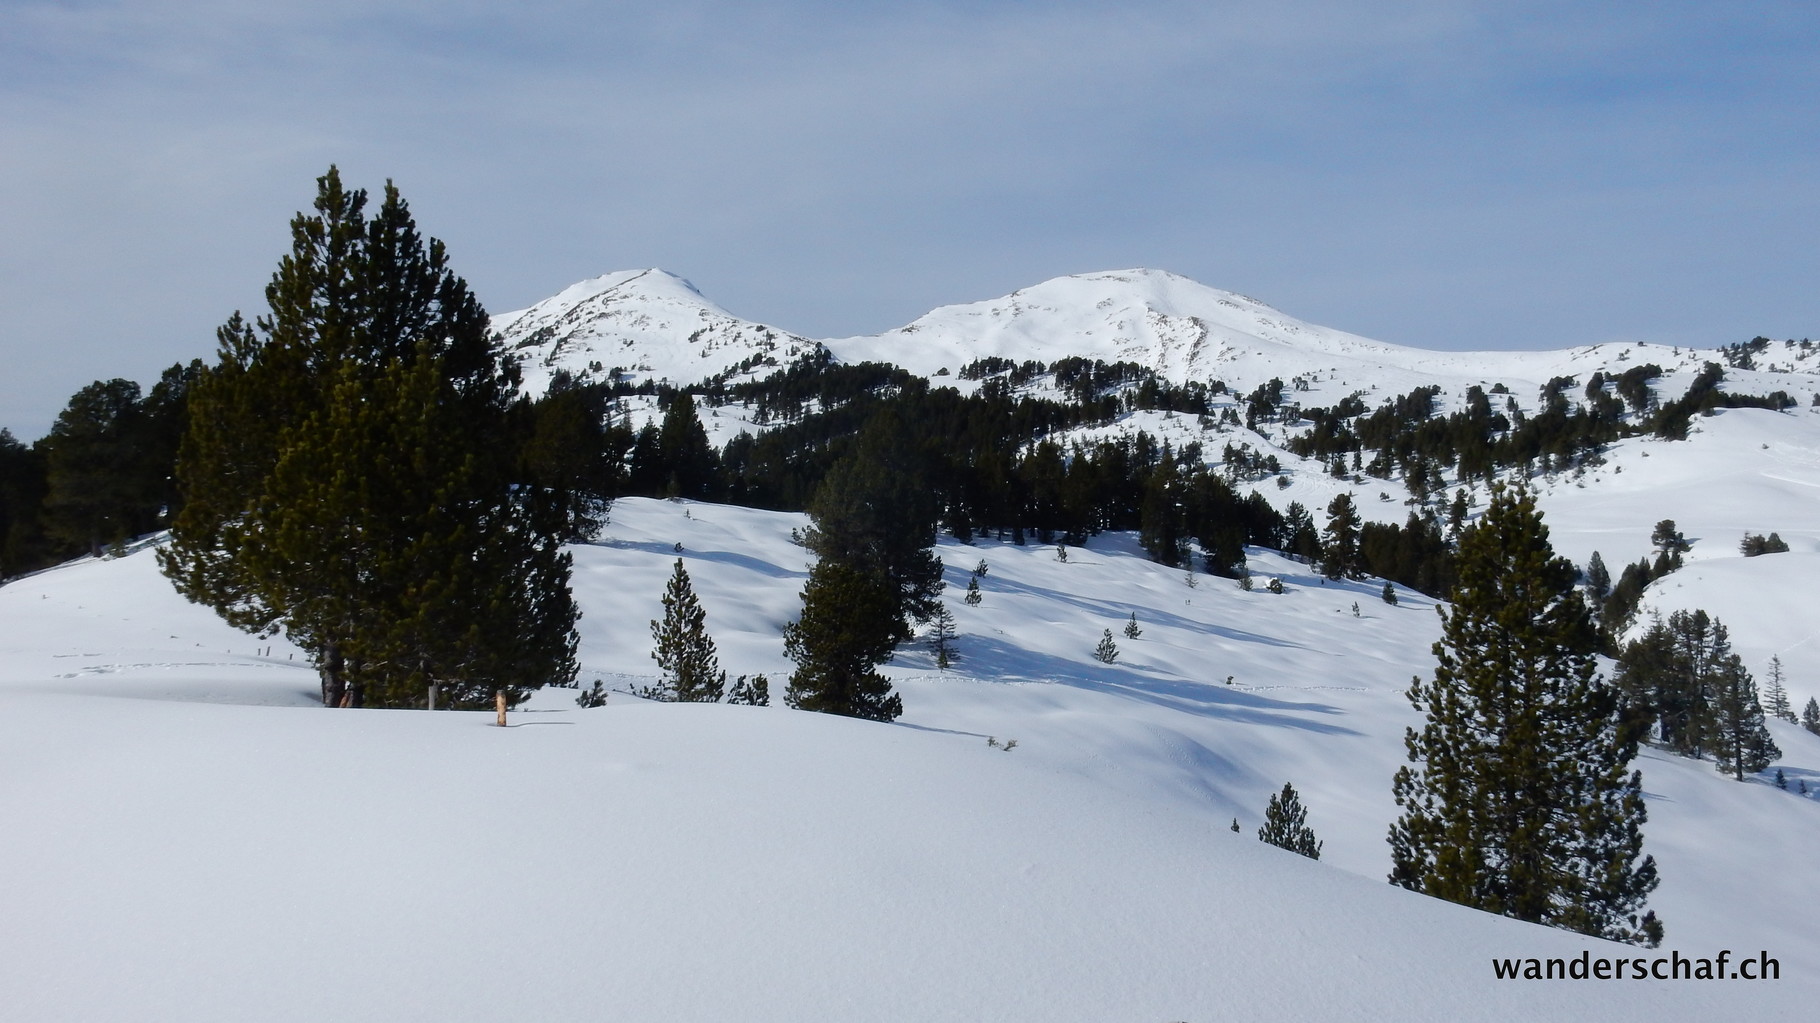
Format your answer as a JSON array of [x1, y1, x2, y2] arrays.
[[2, 500, 1813, 1020]]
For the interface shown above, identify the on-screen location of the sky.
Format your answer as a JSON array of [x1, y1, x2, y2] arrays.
[[3, 0, 1817, 437]]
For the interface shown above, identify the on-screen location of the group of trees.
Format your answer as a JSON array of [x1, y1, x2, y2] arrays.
[[1613, 610, 1780, 779]]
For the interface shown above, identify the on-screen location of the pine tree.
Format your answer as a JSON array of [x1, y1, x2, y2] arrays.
[[930, 604, 957, 670], [1389, 483, 1661, 946], [656, 392, 720, 500], [1381, 581, 1397, 606], [1258, 783, 1322, 859], [159, 168, 578, 709], [1094, 629, 1119, 664], [1584, 551, 1611, 604], [963, 576, 982, 606], [1320, 493, 1362, 580], [1124, 612, 1142, 639], [1804, 697, 1820, 736], [784, 559, 903, 721], [647, 559, 726, 702], [1763, 656, 1795, 722], [1711, 656, 1779, 781]]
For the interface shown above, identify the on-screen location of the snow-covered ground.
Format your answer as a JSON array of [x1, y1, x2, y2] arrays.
[[3, 498, 1813, 1019]]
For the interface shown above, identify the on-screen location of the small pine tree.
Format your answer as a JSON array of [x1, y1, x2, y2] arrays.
[[1258, 782, 1322, 859], [1382, 582, 1397, 606], [1094, 629, 1119, 664], [1055, 545, 1068, 563], [974, 559, 989, 577], [1775, 769, 1787, 790], [931, 604, 957, 670], [1230, 818, 1240, 833], [647, 559, 726, 702], [1124, 612, 1142, 639], [1804, 697, 1820, 736], [728, 674, 770, 706], [1267, 577, 1284, 594], [964, 576, 982, 606], [1764, 656, 1795, 722]]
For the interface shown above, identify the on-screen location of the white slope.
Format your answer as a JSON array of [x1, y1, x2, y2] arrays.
[[2, 502, 1813, 1020]]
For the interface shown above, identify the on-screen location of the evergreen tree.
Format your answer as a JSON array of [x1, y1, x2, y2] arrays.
[[728, 673, 770, 706], [1650, 519, 1689, 555], [1804, 697, 1820, 736], [1584, 551, 1611, 604], [1094, 629, 1119, 664], [657, 392, 721, 500], [1382, 582, 1397, 606], [1710, 656, 1779, 781], [1389, 483, 1661, 946], [1320, 493, 1362, 580], [930, 604, 957, 670], [160, 168, 577, 709], [1258, 782, 1322, 859], [1763, 656, 1795, 722], [963, 576, 982, 606], [1124, 612, 1142, 639], [41, 379, 156, 555], [647, 559, 726, 702], [783, 559, 903, 721]]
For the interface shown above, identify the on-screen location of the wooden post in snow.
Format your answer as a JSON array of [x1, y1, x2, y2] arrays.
[[495, 690, 507, 727], [428, 684, 437, 711]]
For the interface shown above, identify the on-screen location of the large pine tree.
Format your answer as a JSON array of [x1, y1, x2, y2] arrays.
[[1389, 483, 1661, 946], [160, 168, 578, 709]]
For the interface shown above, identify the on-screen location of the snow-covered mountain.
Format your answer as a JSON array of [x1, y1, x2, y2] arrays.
[[492, 268, 821, 396], [498, 266, 1820, 417]]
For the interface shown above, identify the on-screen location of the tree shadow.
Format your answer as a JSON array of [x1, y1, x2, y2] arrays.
[[929, 634, 1359, 736]]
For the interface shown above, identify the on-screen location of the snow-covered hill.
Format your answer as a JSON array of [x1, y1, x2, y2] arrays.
[[2, 501, 1815, 1019]]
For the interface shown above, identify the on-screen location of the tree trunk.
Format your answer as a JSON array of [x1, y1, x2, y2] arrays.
[[321, 640, 346, 708]]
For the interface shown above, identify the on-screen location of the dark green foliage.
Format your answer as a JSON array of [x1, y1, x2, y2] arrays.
[[646, 559, 726, 702], [1804, 698, 1820, 736], [160, 168, 577, 709], [518, 372, 623, 540], [1124, 612, 1142, 639], [656, 392, 721, 500], [964, 576, 982, 606], [1613, 610, 1772, 767], [931, 604, 957, 670], [783, 559, 903, 721], [1739, 531, 1789, 556], [41, 379, 160, 555], [1710, 654, 1779, 781], [1763, 656, 1795, 723], [1258, 782, 1322, 859], [1382, 582, 1397, 606], [1320, 493, 1361, 580], [0, 428, 51, 578], [1650, 519, 1689, 555], [1094, 629, 1118, 664], [728, 673, 770, 706], [1584, 551, 1611, 605], [1390, 484, 1660, 946], [576, 680, 608, 707], [1230, 817, 1240, 833]]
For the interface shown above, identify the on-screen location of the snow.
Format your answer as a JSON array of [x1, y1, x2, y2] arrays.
[[3, 499, 1814, 1019]]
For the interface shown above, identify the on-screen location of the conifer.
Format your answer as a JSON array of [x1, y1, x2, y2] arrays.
[[1711, 655, 1778, 780], [159, 168, 577, 709], [1390, 483, 1660, 946], [930, 604, 957, 670], [1763, 656, 1795, 722], [1258, 783, 1322, 859], [1124, 612, 1142, 639], [783, 560, 903, 721], [1804, 697, 1820, 736], [1094, 629, 1119, 664], [647, 559, 726, 702], [964, 576, 982, 606], [1320, 493, 1362, 580]]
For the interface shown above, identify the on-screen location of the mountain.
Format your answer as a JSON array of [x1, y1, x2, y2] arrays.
[[497, 266, 1820, 415]]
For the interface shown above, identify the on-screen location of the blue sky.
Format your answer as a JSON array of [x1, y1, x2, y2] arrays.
[[3, 1, 1817, 435]]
